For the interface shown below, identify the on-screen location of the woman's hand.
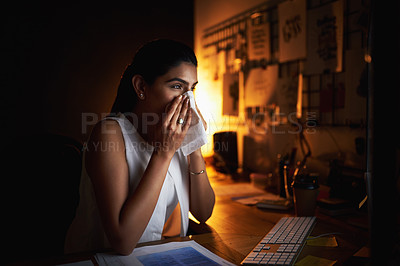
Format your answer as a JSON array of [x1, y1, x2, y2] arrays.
[[156, 95, 192, 158]]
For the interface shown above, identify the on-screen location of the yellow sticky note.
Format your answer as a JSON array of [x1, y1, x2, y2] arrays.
[[295, 255, 337, 266], [307, 236, 338, 247]]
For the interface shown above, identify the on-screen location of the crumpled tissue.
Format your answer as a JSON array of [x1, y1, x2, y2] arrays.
[[179, 91, 208, 156]]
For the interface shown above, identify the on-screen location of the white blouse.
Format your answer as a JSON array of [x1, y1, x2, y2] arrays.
[[64, 113, 189, 253]]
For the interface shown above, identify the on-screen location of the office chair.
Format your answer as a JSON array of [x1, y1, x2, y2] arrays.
[[3, 133, 83, 263]]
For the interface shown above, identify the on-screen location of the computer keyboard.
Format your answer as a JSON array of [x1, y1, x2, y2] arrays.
[[241, 216, 316, 265]]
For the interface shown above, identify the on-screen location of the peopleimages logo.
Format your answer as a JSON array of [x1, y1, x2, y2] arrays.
[[81, 111, 317, 152], [82, 111, 318, 135], [251, 111, 317, 135]]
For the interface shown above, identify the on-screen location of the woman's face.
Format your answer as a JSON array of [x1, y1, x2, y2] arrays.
[[145, 62, 198, 116]]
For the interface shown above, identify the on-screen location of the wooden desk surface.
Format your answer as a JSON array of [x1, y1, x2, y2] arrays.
[[186, 167, 370, 265], [16, 168, 369, 265]]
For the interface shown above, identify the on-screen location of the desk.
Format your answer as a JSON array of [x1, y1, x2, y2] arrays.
[[187, 170, 369, 265], [17, 169, 369, 266]]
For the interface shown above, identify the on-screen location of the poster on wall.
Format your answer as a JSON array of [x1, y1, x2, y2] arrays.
[[278, 0, 307, 63], [247, 16, 271, 61], [202, 45, 218, 81], [223, 72, 239, 116], [304, 0, 343, 75], [277, 73, 299, 119], [244, 65, 278, 107]]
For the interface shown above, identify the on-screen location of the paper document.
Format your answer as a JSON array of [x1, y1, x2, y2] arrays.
[[232, 192, 282, 205], [213, 183, 266, 197], [95, 240, 235, 266]]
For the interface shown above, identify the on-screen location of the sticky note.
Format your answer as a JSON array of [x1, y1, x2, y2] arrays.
[[295, 255, 337, 266], [354, 246, 370, 258], [307, 236, 338, 247]]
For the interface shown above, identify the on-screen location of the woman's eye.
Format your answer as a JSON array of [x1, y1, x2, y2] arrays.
[[172, 84, 182, 90]]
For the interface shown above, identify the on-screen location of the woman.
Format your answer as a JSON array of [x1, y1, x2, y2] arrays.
[[65, 39, 215, 255]]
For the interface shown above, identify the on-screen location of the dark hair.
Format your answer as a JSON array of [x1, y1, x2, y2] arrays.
[[110, 39, 198, 114]]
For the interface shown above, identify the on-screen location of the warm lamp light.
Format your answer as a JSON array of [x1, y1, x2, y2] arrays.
[[195, 67, 243, 157], [296, 73, 303, 119], [195, 70, 221, 157]]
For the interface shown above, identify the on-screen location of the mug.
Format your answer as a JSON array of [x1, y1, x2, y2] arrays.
[[291, 173, 319, 216]]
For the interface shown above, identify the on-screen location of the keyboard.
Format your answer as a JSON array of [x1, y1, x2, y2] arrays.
[[241, 216, 316, 265]]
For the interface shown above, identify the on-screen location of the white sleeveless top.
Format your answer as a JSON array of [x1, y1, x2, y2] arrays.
[[64, 113, 189, 253]]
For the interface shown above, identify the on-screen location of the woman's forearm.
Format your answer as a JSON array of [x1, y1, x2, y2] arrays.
[[188, 150, 215, 223]]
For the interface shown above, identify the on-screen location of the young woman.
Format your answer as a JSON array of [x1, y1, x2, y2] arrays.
[[65, 39, 215, 255]]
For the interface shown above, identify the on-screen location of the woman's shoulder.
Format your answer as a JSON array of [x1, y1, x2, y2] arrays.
[[87, 118, 124, 151], [84, 118, 127, 174]]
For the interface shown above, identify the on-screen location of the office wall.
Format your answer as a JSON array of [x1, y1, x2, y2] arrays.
[[194, 0, 268, 159], [194, 0, 367, 182], [2, 2, 194, 143]]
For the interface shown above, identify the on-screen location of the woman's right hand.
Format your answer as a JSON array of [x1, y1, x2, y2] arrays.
[[156, 95, 192, 158]]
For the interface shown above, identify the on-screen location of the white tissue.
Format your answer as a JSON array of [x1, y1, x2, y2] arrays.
[[179, 91, 208, 156]]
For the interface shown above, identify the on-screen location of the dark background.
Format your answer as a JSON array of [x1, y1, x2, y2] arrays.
[[1, 1, 194, 142], [1, 1, 194, 262]]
